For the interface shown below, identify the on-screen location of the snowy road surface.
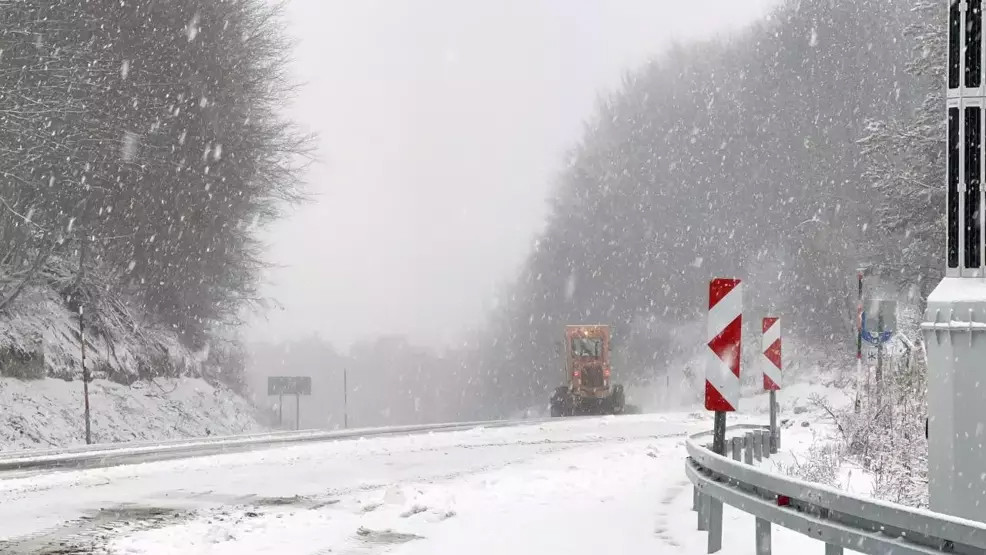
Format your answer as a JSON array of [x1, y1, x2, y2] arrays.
[[0, 410, 855, 554]]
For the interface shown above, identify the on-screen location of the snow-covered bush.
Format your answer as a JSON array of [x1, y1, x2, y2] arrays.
[[812, 345, 928, 507], [774, 438, 843, 487]]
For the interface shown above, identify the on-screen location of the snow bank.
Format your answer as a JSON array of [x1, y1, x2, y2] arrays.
[[0, 377, 265, 451]]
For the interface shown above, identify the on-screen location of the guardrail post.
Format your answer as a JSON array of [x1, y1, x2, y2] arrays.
[[825, 544, 843, 555], [769, 390, 780, 453], [744, 433, 754, 464], [731, 437, 741, 461], [698, 491, 709, 531], [708, 497, 723, 553], [753, 432, 762, 461], [755, 517, 771, 554], [760, 430, 770, 459]]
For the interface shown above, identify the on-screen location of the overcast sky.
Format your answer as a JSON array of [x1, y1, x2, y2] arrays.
[[249, 0, 779, 352]]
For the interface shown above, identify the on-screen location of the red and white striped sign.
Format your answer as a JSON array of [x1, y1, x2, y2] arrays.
[[706, 278, 742, 411], [762, 317, 782, 391]]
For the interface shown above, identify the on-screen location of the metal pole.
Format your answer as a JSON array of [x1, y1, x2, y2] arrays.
[[344, 367, 349, 429], [712, 411, 726, 455], [295, 393, 300, 431], [769, 390, 779, 453], [708, 495, 723, 553], [80, 306, 91, 445], [856, 271, 863, 364], [697, 492, 709, 531], [876, 312, 885, 387], [755, 517, 771, 554], [708, 411, 726, 553], [855, 272, 864, 413]]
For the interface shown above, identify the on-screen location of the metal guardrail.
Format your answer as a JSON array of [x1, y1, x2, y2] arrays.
[[0, 418, 527, 475], [685, 424, 986, 554]]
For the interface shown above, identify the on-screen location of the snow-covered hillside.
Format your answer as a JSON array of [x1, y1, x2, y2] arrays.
[[0, 282, 266, 452], [0, 377, 266, 451], [0, 285, 208, 382]]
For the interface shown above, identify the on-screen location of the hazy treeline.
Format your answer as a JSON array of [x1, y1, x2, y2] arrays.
[[0, 1, 308, 384], [248, 335, 478, 428], [467, 0, 943, 417]]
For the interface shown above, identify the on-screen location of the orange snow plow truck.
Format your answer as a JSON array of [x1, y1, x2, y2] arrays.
[[550, 325, 625, 417]]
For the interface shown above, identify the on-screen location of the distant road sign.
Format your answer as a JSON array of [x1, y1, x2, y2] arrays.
[[863, 299, 896, 329], [268, 376, 312, 396], [862, 298, 897, 345], [761, 317, 782, 391]]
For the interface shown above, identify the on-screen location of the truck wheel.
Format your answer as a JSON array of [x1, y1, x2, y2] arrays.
[[611, 384, 626, 415], [550, 386, 569, 418]]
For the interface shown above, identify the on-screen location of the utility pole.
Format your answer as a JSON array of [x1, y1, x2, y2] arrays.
[[80, 304, 91, 445], [78, 234, 92, 445], [343, 367, 349, 428]]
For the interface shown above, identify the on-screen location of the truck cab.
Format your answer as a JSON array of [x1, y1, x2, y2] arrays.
[[550, 325, 625, 416]]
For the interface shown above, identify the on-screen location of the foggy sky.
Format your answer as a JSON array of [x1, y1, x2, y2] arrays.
[[249, 0, 779, 351]]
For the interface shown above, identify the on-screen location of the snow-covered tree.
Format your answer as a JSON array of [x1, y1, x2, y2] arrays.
[[0, 0, 311, 382], [473, 0, 923, 415], [859, 0, 945, 297]]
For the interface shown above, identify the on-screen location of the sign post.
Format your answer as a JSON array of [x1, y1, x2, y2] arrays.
[[706, 278, 742, 450], [704, 278, 742, 554], [762, 317, 782, 452], [854, 268, 868, 413], [79, 305, 91, 445], [861, 299, 896, 400], [268, 376, 312, 429]]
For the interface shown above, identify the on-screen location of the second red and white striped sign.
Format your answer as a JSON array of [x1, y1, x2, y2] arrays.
[[706, 278, 742, 411], [762, 317, 782, 391]]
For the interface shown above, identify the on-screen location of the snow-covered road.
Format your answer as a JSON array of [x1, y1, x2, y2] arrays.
[[0, 407, 851, 554]]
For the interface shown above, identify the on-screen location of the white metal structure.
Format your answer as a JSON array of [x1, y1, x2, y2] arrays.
[[686, 425, 986, 554], [921, 0, 986, 522], [922, 280, 986, 521], [945, 0, 985, 278]]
